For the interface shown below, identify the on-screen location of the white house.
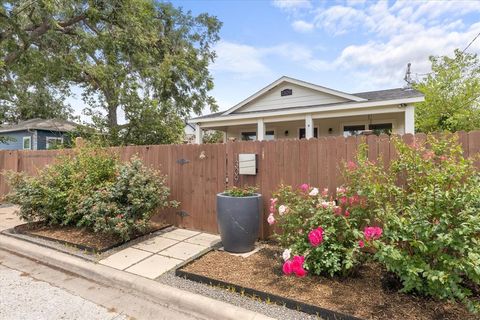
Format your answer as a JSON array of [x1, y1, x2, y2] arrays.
[[189, 76, 424, 144]]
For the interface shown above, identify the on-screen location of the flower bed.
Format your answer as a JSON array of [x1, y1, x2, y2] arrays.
[[178, 245, 476, 320], [11, 220, 170, 253]]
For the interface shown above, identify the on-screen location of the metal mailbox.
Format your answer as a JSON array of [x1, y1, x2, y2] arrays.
[[238, 153, 257, 175]]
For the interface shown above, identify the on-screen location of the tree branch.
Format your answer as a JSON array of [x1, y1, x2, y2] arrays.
[[3, 13, 87, 66]]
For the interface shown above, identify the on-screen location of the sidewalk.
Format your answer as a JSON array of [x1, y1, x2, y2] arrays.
[[0, 205, 273, 320]]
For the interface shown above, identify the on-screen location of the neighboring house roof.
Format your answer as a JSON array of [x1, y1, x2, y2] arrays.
[[190, 76, 424, 122], [0, 118, 79, 133]]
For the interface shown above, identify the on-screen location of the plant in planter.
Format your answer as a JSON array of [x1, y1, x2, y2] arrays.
[[217, 185, 261, 253]]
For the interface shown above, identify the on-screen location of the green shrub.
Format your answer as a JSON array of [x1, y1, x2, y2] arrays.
[[223, 185, 258, 197], [269, 183, 381, 277], [343, 135, 480, 312], [6, 143, 176, 240]]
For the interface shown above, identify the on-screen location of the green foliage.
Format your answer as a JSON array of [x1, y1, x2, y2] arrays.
[[415, 49, 480, 133], [343, 135, 480, 312], [271, 185, 376, 277], [6, 143, 175, 240], [1, 1, 222, 145], [224, 185, 258, 197], [203, 130, 224, 144]]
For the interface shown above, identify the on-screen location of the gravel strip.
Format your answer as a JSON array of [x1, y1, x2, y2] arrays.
[[0, 265, 128, 320], [157, 271, 318, 320]]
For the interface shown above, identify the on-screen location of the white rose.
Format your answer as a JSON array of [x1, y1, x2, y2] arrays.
[[309, 187, 319, 196], [278, 205, 287, 215], [282, 248, 292, 261]]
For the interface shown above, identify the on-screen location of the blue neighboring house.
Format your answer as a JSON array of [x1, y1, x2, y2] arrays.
[[0, 118, 79, 150]]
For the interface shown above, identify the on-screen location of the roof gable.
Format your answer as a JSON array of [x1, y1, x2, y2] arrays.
[[223, 76, 366, 115]]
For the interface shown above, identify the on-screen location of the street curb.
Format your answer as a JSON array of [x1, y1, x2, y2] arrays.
[[0, 234, 273, 320]]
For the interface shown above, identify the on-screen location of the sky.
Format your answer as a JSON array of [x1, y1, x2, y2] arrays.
[[70, 0, 480, 121]]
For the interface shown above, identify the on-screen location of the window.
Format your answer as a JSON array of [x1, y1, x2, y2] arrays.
[[265, 130, 275, 141], [281, 88, 292, 96], [46, 137, 63, 149], [241, 131, 275, 141], [369, 123, 392, 135], [343, 125, 366, 137], [299, 127, 318, 139], [241, 132, 256, 141], [23, 136, 31, 150]]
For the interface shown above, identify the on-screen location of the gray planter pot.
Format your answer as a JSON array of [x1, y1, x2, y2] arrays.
[[216, 193, 262, 253]]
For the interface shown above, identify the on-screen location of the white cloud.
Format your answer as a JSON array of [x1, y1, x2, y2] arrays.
[[210, 41, 271, 79], [292, 20, 314, 32], [283, 1, 480, 90], [272, 0, 311, 11]]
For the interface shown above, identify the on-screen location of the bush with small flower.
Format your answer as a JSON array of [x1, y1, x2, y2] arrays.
[[343, 134, 480, 312], [6, 143, 176, 241], [269, 183, 382, 277], [270, 134, 480, 312]]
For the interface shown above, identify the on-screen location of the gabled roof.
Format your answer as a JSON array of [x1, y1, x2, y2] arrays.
[[0, 118, 79, 133], [221, 76, 367, 115], [191, 86, 424, 122]]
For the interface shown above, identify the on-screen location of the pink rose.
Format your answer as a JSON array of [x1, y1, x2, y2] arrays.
[[267, 213, 275, 225], [321, 188, 329, 197], [270, 198, 278, 206], [358, 240, 365, 248], [347, 161, 357, 171], [308, 227, 324, 247], [336, 186, 346, 194], [333, 205, 342, 215], [291, 255, 307, 277], [339, 196, 348, 205], [363, 226, 383, 241], [269, 205, 275, 213], [282, 260, 293, 275], [344, 209, 350, 217], [299, 183, 309, 192], [349, 194, 360, 206]]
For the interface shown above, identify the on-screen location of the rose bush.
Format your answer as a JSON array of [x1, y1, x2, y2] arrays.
[[343, 135, 480, 312], [269, 183, 383, 277], [270, 134, 480, 312]]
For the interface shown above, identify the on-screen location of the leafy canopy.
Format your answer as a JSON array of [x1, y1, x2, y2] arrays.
[[1, 0, 221, 145], [415, 49, 480, 133]]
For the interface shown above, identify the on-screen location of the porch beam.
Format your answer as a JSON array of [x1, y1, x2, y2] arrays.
[[257, 118, 265, 141], [404, 105, 415, 134], [195, 123, 203, 144], [305, 114, 314, 139]]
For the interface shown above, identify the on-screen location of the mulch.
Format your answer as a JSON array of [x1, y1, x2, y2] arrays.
[[181, 244, 477, 320], [14, 221, 169, 252]]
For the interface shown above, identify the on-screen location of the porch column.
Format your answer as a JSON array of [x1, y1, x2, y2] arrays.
[[305, 114, 314, 139], [404, 105, 415, 134], [195, 123, 203, 144], [257, 118, 265, 141]]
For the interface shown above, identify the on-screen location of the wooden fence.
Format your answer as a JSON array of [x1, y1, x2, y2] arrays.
[[1, 131, 480, 238]]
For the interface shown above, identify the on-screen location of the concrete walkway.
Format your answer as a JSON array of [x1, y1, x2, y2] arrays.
[[100, 228, 220, 279], [0, 204, 21, 231]]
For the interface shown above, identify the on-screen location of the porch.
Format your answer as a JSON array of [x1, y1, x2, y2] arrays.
[[193, 107, 415, 143]]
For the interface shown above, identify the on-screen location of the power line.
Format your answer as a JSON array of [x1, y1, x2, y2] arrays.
[[462, 31, 480, 53]]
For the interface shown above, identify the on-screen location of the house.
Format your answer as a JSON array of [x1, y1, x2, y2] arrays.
[[189, 76, 424, 143], [0, 118, 79, 150], [184, 122, 197, 143]]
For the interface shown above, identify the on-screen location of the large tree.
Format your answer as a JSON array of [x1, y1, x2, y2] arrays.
[[414, 49, 480, 133], [1, 1, 221, 145]]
